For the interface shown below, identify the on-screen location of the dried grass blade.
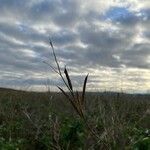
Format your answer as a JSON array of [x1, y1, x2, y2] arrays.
[[49, 38, 61, 75], [57, 86, 80, 116], [82, 74, 89, 105], [76, 91, 81, 106], [57, 86, 70, 100], [43, 61, 59, 74], [76, 91, 83, 115]]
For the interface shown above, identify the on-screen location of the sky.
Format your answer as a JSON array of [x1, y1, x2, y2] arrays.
[[0, 0, 150, 93]]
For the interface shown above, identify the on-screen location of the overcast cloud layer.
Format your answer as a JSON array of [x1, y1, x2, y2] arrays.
[[0, 0, 150, 93]]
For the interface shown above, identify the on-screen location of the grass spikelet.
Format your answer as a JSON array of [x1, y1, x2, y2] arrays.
[[64, 67, 73, 91]]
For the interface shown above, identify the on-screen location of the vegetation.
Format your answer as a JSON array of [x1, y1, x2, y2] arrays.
[[0, 88, 149, 149], [0, 41, 149, 149]]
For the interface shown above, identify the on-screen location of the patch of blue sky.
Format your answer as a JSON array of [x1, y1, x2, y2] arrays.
[[17, 23, 32, 34], [102, 6, 145, 26], [18, 24, 28, 32], [103, 7, 134, 21]]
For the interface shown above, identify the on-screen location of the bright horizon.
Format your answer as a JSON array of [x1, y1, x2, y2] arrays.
[[0, 0, 150, 93]]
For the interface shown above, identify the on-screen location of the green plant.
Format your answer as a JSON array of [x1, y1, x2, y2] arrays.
[[0, 137, 24, 150], [60, 118, 85, 149], [131, 128, 150, 150]]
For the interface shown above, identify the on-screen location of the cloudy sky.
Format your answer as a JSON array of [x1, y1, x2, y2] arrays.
[[0, 0, 150, 93]]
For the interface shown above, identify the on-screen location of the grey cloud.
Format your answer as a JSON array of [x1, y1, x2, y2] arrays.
[[144, 31, 150, 39], [29, 0, 58, 23], [0, 0, 28, 11], [52, 0, 79, 27], [78, 23, 133, 50], [142, 9, 150, 22], [27, 0, 79, 26], [70, 23, 133, 68], [52, 29, 78, 46], [0, 22, 48, 44], [120, 43, 150, 69], [0, 76, 62, 89]]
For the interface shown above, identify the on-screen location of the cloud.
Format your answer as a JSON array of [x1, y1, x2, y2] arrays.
[[120, 43, 150, 69], [0, 0, 150, 92]]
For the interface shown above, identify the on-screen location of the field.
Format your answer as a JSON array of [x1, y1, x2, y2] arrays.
[[0, 87, 149, 150]]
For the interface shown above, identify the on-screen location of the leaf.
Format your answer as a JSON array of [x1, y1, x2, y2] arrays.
[[57, 86, 70, 100]]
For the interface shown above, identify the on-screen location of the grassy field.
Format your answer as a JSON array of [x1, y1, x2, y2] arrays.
[[0, 87, 149, 150]]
